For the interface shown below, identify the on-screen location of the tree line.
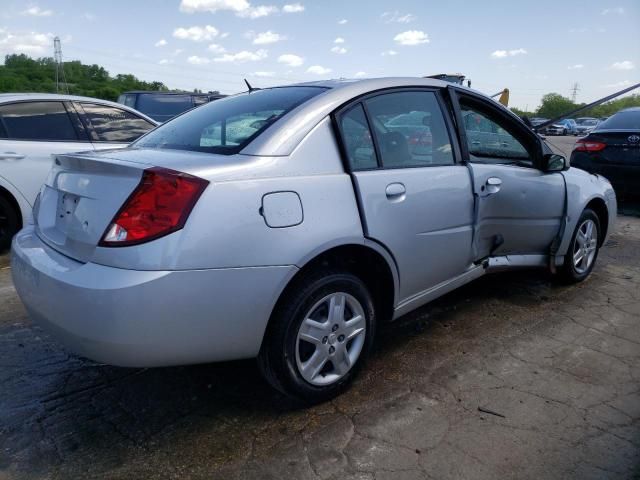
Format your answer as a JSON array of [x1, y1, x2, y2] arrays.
[[1, 53, 638, 117]]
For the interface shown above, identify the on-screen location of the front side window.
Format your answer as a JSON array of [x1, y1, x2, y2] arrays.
[[0, 101, 78, 141], [364, 91, 454, 168], [460, 102, 531, 164], [81, 103, 155, 143], [134, 86, 327, 155]]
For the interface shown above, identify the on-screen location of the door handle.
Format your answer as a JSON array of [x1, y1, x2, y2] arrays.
[[485, 177, 502, 195], [385, 182, 406, 202], [0, 152, 25, 160]]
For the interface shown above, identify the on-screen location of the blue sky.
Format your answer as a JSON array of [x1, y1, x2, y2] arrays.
[[1, 0, 639, 109]]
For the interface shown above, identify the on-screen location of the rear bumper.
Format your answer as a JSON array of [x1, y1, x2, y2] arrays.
[[11, 226, 297, 367]]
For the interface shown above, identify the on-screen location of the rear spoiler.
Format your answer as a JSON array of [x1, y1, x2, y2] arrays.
[[530, 81, 640, 132]]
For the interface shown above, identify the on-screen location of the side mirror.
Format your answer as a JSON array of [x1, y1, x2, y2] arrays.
[[542, 153, 567, 172]]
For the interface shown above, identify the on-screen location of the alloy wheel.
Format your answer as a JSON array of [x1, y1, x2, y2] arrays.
[[295, 292, 366, 386], [573, 219, 598, 274]]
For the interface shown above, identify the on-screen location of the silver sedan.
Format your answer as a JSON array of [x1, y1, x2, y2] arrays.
[[11, 78, 616, 402]]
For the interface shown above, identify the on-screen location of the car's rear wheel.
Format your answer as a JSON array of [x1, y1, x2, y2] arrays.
[[563, 128, 568, 136], [0, 195, 20, 252], [258, 269, 376, 403], [559, 208, 600, 283]]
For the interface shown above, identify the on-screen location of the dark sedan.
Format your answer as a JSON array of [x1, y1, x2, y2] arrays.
[[570, 107, 640, 197]]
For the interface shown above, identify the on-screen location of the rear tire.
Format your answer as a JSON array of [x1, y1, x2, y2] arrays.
[[559, 208, 600, 283], [258, 268, 376, 403], [0, 195, 20, 252]]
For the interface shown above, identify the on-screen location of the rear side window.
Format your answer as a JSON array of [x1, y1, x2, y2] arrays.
[[118, 94, 137, 108], [364, 91, 454, 168], [134, 86, 327, 155], [0, 101, 78, 141], [80, 103, 155, 143], [339, 104, 377, 170]]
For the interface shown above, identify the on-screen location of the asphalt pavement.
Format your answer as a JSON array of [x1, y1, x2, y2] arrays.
[[1, 137, 639, 479]]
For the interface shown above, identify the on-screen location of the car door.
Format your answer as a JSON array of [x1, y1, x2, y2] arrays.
[[0, 100, 94, 208], [74, 102, 156, 150], [450, 89, 565, 260], [336, 89, 475, 303]]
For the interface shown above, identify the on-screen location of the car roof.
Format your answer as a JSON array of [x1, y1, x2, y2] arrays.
[[620, 107, 640, 112], [0, 92, 158, 124], [121, 91, 213, 96], [243, 76, 472, 156]]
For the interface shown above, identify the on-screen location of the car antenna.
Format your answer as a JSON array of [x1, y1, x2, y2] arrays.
[[244, 79, 259, 92]]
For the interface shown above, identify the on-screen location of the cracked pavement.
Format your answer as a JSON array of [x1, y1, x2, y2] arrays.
[[1, 212, 639, 479]]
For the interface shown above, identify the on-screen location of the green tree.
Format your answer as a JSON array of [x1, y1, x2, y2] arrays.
[[536, 93, 579, 119]]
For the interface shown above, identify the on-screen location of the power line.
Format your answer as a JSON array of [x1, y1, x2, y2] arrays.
[[53, 37, 69, 94]]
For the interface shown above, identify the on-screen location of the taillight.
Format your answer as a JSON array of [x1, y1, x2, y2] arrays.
[[573, 140, 606, 152], [100, 167, 208, 247]]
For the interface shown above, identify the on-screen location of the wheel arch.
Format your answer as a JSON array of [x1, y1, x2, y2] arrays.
[[585, 197, 609, 246], [0, 184, 24, 231]]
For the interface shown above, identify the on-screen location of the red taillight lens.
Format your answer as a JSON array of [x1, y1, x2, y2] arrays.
[[100, 167, 208, 247], [573, 140, 606, 152]]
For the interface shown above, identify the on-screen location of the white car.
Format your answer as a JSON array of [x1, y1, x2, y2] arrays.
[[0, 93, 157, 249]]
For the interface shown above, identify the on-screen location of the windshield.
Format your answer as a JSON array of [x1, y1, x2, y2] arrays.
[[137, 94, 194, 121], [134, 86, 327, 155], [596, 111, 640, 130], [576, 118, 597, 125]]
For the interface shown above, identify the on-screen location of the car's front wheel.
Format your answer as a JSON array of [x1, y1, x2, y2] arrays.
[[258, 269, 376, 403], [560, 208, 600, 283]]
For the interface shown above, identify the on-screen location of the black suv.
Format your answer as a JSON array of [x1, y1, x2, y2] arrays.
[[117, 91, 226, 122]]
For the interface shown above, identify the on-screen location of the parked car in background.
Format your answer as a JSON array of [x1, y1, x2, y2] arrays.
[[570, 107, 640, 197], [546, 118, 578, 136], [576, 117, 600, 135], [0, 93, 157, 250], [11, 78, 616, 402], [117, 91, 226, 123]]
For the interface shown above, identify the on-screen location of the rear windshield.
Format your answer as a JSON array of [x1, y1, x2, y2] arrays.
[[133, 86, 327, 155], [137, 94, 194, 121], [596, 111, 640, 130]]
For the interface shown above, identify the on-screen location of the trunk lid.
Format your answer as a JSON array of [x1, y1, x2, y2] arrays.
[[589, 132, 640, 165], [35, 153, 145, 262]]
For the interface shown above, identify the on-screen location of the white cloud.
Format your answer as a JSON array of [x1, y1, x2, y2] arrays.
[[491, 48, 527, 58], [220, 32, 230, 38], [253, 71, 275, 77], [172, 48, 184, 56], [601, 7, 624, 15], [610, 60, 635, 70], [381, 49, 398, 56], [208, 43, 226, 53], [83, 12, 96, 21], [155, 39, 168, 47], [158, 59, 172, 65], [334, 37, 345, 44], [338, 19, 348, 25], [567, 64, 584, 70], [180, 0, 250, 13], [173, 25, 219, 42], [354, 71, 367, 78], [331, 46, 347, 54], [0, 28, 55, 56], [307, 65, 331, 75], [603, 80, 631, 88], [569, 27, 588, 33], [394, 30, 429, 46], [237, 5, 278, 18], [278, 53, 304, 67], [188, 55, 211, 65], [21, 6, 53, 16], [283, 3, 304, 13], [251, 30, 284, 44], [213, 49, 267, 62], [381, 11, 416, 24]]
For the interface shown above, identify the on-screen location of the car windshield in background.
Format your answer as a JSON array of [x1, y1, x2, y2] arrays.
[[137, 94, 194, 121], [134, 86, 327, 155], [596, 110, 640, 130]]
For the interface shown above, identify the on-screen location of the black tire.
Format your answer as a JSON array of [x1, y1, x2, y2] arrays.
[[563, 128, 568, 136], [559, 208, 600, 283], [258, 268, 376, 403], [0, 195, 20, 252]]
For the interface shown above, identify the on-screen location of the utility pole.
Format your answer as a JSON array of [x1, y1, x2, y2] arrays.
[[570, 82, 580, 103], [53, 37, 69, 94]]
